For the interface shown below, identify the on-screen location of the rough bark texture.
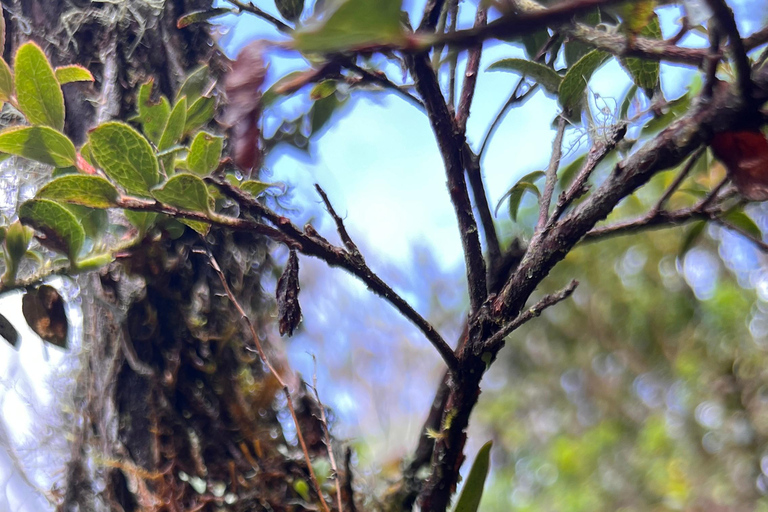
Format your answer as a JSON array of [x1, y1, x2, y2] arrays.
[[5, 2, 328, 511]]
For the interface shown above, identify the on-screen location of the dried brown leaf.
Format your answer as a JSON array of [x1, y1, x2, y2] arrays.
[[276, 250, 301, 337]]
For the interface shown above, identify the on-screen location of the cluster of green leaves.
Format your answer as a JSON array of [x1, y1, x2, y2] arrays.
[[0, 42, 277, 348]]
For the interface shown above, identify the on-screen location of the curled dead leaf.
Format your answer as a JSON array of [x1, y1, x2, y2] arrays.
[[276, 249, 301, 337], [22, 284, 68, 348]]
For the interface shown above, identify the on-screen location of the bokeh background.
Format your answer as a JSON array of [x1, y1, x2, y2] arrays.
[[4, 0, 768, 510]]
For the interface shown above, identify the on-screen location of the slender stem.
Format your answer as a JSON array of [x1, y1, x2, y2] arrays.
[[311, 361, 344, 512], [227, 0, 292, 32], [705, 0, 753, 103], [651, 147, 705, 214], [538, 115, 567, 231], [202, 247, 331, 512], [456, 6, 488, 133]]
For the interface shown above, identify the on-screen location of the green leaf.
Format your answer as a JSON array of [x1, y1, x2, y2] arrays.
[[0, 58, 13, 102], [0, 126, 76, 167], [294, 0, 406, 54], [276, 0, 304, 22], [487, 58, 562, 95], [311, 93, 346, 135], [37, 175, 119, 208], [621, 14, 661, 92], [722, 209, 761, 240], [125, 210, 157, 235], [4, 220, 32, 264], [496, 170, 545, 221], [14, 42, 65, 130], [89, 121, 160, 197], [680, 220, 706, 256], [137, 79, 171, 145], [521, 30, 550, 60], [558, 50, 609, 114], [55, 65, 94, 85], [263, 70, 311, 107], [564, 8, 600, 66], [558, 154, 587, 188], [310, 80, 337, 101], [61, 204, 108, 239], [620, 83, 638, 119], [619, 0, 656, 36], [187, 132, 223, 176], [176, 7, 234, 28], [184, 95, 215, 135], [241, 180, 272, 197], [453, 441, 492, 512], [158, 96, 187, 151], [176, 65, 210, 103], [152, 172, 213, 219], [19, 199, 85, 259]]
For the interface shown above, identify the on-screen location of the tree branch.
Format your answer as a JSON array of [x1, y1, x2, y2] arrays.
[[455, 5, 487, 133], [227, 0, 292, 33], [407, 52, 488, 313], [705, 0, 753, 103], [538, 115, 567, 231]]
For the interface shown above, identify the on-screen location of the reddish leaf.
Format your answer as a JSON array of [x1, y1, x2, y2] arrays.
[[22, 284, 68, 348], [276, 250, 301, 337], [711, 130, 768, 201], [224, 41, 268, 177]]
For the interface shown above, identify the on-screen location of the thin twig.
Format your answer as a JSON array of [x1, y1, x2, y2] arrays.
[[345, 63, 424, 110], [466, 151, 502, 279], [651, 147, 706, 214], [538, 115, 567, 231], [456, 5, 488, 133], [311, 357, 344, 512], [549, 121, 628, 225], [447, 0, 459, 111], [478, 78, 532, 158], [342, 448, 358, 512], [209, 177, 460, 374], [201, 247, 331, 512], [705, 0, 753, 103], [485, 280, 578, 353], [715, 218, 768, 252], [315, 184, 363, 261], [227, 0, 292, 32]]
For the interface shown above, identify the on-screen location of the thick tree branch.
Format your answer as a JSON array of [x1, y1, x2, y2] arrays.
[[705, 0, 753, 103], [407, 52, 488, 313]]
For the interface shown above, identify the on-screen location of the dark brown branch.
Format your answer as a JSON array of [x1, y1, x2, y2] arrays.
[[651, 147, 706, 214], [315, 184, 363, 261], [550, 121, 628, 225], [584, 207, 713, 241], [455, 6, 488, 133], [345, 63, 425, 109], [715, 218, 768, 252], [705, 0, 753, 103], [466, 152, 502, 280], [227, 0, 292, 32], [485, 280, 578, 353], [407, 53, 488, 313], [342, 448, 357, 512], [208, 177, 460, 373], [538, 115, 567, 231]]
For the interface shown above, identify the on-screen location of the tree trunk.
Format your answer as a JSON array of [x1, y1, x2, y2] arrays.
[[4, 2, 327, 510]]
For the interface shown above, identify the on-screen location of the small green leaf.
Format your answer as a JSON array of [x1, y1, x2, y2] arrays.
[[487, 59, 562, 95], [564, 8, 600, 66], [14, 42, 65, 130], [620, 83, 638, 120], [55, 65, 94, 85], [0, 58, 13, 102], [311, 93, 345, 135], [558, 154, 587, 188], [559, 50, 609, 114], [680, 220, 706, 256], [453, 441, 492, 512], [61, 204, 108, 239], [263, 70, 311, 106], [722, 209, 762, 240], [294, 0, 406, 54], [619, 0, 656, 36], [19, 199, 85, 260], [4, 220, 32, 264], [496, 170, 544, 221], [153, 173, 212, 213], [521, 30, 550, 60], [89, 121, 160, 197], [187, 132, 223, 176], [176, 7, 234, 28], [37, 175, 118, 208], [137, 79, 171, 145], [184, 95, 216, 135], [620, 14, 661, 92], [276, 0, 304, 22], [241, 180, 272, 197], [176, 65, 210, 103], [159, 96, 187, 151], [0, 126, 77, 167], [125, 211, 157, 236], [310, 80, 337, 101]]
